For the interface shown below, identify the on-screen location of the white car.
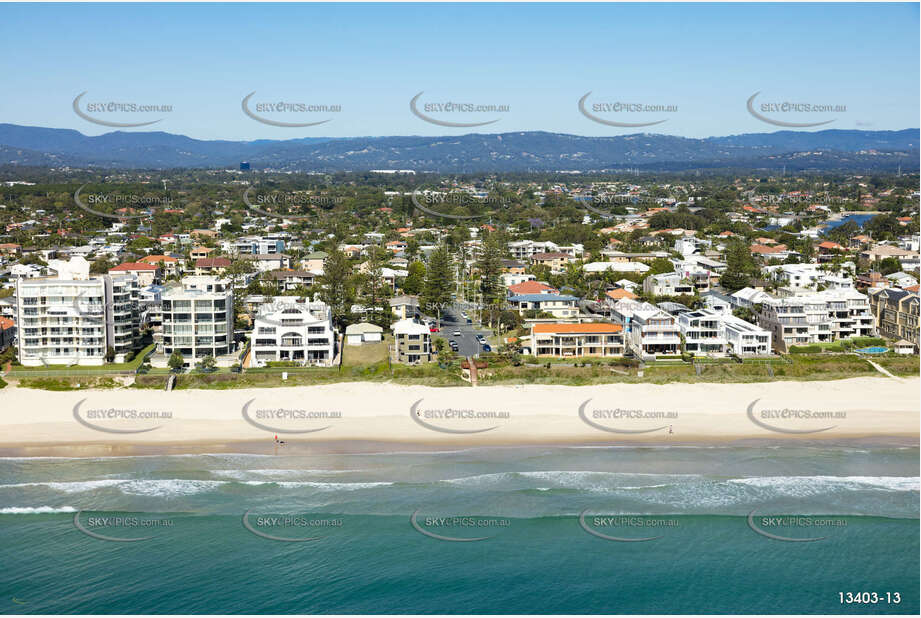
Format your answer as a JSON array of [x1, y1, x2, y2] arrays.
[[453, 331, 462, 337]]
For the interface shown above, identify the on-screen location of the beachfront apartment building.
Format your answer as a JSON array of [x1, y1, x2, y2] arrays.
[[391, 318, 432, 364], [678, 309, 772, 357], [158, 276, 235, 367], [868, 288, 919, 352], [530, 322, 624, 358], [757, 288, 876, 352], [610, 299, 681, 358], [14, 258, 142, 366], [250, 297, 336, 367]]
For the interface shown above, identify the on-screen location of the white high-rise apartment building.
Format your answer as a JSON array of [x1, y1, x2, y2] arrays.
[[15, 257, 141, 366], [159, 276, 234, 366]]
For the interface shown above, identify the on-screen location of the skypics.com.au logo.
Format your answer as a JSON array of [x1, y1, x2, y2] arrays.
[[73, 399, 172, 435], [241, 399, 343, 435], [578, 92, 677, 128], [410, 187, 511, 221], [409, 399, 510, 435], [746, 91, 845, 128], [73, 184, 172, 220], [242, 186, 344, 220], [578, 399, 678, 435], [73, 92, 172, 128], [410, 92, 509, 128], [241, 92, 341, 127]]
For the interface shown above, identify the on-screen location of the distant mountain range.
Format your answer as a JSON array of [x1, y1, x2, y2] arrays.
[[0, 124, 916, 173]]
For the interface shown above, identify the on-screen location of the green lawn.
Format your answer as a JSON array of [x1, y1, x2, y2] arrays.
[[341, 336, 390, 366], [5, 343, 156, 376]]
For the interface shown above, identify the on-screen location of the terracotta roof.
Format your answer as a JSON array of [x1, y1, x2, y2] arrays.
[[508, 280, 558, 295], [606, 288, 638, 300], [110, 262, 158, 272], [140, 255, 178, 263], [533, 323, 623, 334], [0, 316, 14, 330]]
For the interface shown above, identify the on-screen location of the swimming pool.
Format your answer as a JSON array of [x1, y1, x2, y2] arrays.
[[855, 346, 889, 354]]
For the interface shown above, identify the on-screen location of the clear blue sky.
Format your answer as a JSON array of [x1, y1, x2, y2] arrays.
[[1, 2, 917, 140]]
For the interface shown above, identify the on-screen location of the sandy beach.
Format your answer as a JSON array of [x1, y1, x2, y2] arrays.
[[0, 377, 917, 456]]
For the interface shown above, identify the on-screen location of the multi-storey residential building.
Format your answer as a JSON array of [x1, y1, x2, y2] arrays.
[[507, 240, 584, 260], [611, 299, 681, 357], [643, 272, 694, 297], [764, 263, 854, 291], [15, 259, 141, 366], [530, 322, 624, 357], [758, 289, 876, 352], [530, 252, 575, 274], [868, 288, 919, 352], [158, 276, 234, 367], [250, 297, 336, 367], [391, 318, 432, 364], [223, 236, 286, 256], [678, 309, 772, 356]]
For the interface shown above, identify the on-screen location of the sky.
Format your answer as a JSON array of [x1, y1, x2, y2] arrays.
[[1, 2, 918, 141]]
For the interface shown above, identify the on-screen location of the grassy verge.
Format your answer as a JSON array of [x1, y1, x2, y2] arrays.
[[5, 343, 156, 377]]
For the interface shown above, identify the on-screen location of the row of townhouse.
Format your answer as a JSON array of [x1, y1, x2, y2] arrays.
[[757, 288, 876, 352]]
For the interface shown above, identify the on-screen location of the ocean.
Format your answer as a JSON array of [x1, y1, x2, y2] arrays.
[[1, 445, 917, 614]]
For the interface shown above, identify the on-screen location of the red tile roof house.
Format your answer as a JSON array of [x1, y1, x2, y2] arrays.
[[750, 244, 788, 257], [507, 280, 559, 297], [109, 262, 159, 286], [139, 254, 180, 276]]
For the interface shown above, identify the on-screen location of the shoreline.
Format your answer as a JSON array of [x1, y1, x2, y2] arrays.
[[0, 377, 918, 457]]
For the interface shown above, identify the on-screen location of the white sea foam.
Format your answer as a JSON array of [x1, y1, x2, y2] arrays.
[[0, 505, 78, 514]]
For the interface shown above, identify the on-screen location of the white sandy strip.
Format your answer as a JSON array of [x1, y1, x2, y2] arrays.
[[0, 377, 917, 447]]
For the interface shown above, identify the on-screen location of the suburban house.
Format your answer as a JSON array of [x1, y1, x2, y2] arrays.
[[507, 293, 579, 318], [529, 322, 624, 358], [611, 299, 681, 358], [643, 272, 694, 297], [345, 322, 383, 346], [391, 318, 432, 364], [109, 262, 159, 287], [195, 257, 232, 276]]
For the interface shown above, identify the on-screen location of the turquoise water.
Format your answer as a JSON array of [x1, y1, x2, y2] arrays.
[[1, 446, 918, 614], [856, 347, 889, 354]]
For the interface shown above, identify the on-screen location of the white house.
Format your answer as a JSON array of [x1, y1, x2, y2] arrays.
[[250, 297, 336, 367]]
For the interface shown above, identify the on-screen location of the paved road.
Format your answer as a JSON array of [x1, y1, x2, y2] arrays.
[[432, 307, 492, 357]]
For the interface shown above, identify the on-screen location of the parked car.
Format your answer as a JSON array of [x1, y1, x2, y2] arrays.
[[429, 326, 440, 332], [481, 343, 492, 352]]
